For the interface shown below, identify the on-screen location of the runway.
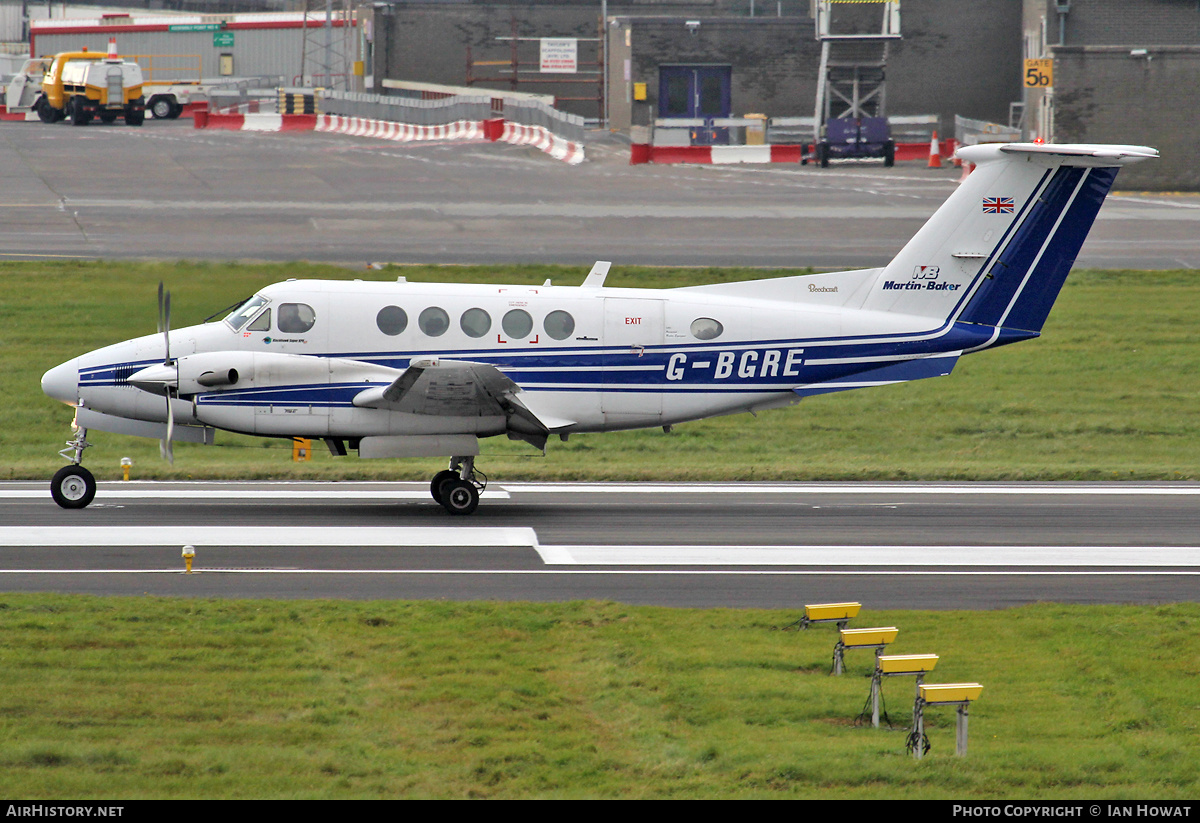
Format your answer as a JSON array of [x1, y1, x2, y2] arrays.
[[2, 122, 1199, 269], [1, 481, 1196, 608]]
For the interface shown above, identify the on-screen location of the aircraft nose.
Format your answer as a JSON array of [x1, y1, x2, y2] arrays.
[[42, 360, 79, 405]]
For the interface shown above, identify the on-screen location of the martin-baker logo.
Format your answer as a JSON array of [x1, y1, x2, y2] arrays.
[[881, 265, 961, 291]]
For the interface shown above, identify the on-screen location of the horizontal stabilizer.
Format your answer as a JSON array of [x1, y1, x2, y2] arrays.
[[793, 354, 959, 398]]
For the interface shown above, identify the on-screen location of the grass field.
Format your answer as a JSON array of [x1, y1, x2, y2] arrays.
[[2, 261, 1198, 482], [0, 594, 1196, 800], [2, 263, 1198, 799]]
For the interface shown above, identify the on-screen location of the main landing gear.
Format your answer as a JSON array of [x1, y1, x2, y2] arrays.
[[51, 424, 96, 509], [430, 455, 486, 516]]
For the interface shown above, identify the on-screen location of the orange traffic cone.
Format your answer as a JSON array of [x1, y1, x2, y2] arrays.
[[106, 37, 118, 59], [957, 160, 974, 183], [928, 130, 942, 168]]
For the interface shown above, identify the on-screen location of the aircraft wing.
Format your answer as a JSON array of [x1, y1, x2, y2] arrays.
[[352, 358, 573, 449]]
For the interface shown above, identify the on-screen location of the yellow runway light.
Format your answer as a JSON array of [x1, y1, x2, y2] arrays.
[[879, 654, 939, 675], [805, 602, 861, 622], [919, 683, 983, 704], [839, 627, 898, 647]]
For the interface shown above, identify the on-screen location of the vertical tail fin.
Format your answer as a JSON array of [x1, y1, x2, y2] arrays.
[[860, 143, 1157, 332]]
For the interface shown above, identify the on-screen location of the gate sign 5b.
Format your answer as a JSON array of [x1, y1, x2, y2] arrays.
[[540, 38, 578, 74], [1024, 58, 1053, 87]]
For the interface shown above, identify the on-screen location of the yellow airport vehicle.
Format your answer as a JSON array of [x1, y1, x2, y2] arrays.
[[35, 38, 145, 126]]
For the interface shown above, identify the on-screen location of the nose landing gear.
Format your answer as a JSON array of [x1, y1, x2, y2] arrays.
[[51, 424, 96, 509], [430, 455, 486, 515]]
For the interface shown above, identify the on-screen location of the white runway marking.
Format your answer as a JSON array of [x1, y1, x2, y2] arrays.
[[0, 528, 1196, 571], [0, 526, 536, 548], [0, 488, 510, 500]]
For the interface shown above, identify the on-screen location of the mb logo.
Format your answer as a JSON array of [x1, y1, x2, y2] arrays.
[[912, 266, 940, 280]]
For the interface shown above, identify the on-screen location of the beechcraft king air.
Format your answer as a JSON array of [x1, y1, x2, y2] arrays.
[[41, 142, 1157, 514]]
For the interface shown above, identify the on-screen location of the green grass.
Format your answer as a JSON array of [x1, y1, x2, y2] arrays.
[[2, 261, 1198, 481], [0, 595, 1196, 799]]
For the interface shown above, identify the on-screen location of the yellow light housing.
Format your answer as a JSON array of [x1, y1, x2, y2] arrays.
[[805, 602, 861, 621], [840, 626, 898, 646], [879, 654, 939, 674], [920, 683, 983, 703]]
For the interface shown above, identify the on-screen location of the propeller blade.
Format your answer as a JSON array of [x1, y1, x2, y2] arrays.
[[160, 392, 175, 465], [162, 290, 172, 366]]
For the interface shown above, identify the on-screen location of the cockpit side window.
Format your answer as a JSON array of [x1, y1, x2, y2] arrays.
[[225, 295, 268, 331], [278, 303, 316, 333], [247, 309, 271, 332]]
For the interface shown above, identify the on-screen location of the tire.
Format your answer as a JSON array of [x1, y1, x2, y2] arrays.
[[884, 140, 895, 167], [69, 98, 91, 126], [818, 142, 830, 168], [440, 479, 479, 516], [149, 96, 174, 119], [126, 106, 144, 126], [51, 465, 96, 510], [430, 469, 458, 504], [35, 98, 60, 124]]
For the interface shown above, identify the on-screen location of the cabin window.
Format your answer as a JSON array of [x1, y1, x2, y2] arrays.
[[690, 317, 723, 340], [543, 310, 575, 341], [376, 305, 408, 336], [278, 303, 316, 333], [224, 295, 268, 331], [247, 309, 271, 332], [419, 306, 450, 337], [460, 308, 491, 338], [502, 309, 533, 339]]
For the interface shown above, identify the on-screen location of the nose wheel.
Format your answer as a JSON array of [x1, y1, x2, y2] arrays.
[[51, 421, 96, 509], [430, 456, 485, 515], [51, 465, 96, 509]]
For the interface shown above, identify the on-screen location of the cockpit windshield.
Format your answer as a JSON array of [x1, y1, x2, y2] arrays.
[[224, 295, 269, 331]]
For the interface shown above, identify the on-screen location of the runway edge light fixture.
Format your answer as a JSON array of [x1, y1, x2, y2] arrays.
[[864, 653, 939, 729], [908, 682, 984, 759], [833, 626, 897, 676]]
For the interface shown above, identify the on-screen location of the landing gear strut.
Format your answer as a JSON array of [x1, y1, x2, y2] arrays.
[[430, 455, 486, 516], [51, 424, 96, 509]]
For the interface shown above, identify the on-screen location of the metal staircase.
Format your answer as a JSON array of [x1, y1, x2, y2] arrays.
[[812, 0, 901, 143]]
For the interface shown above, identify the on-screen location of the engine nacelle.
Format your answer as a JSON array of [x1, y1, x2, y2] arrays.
[[175, 351, 399, 396]]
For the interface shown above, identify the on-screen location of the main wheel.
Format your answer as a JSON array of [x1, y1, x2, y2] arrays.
[[440, 479, 479, 516], [430, 469, 458, 504], [51, 465, 96, 509]]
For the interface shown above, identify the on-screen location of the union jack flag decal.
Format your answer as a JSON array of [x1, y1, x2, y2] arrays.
[[982, 196, 1015, 214]]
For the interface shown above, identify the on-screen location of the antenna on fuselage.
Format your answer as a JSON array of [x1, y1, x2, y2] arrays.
[[581, 260, 611, 289]]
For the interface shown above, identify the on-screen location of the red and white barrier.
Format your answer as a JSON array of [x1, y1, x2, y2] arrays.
[[631, 144, 804, 165], [499, 122, 585, 165], [194, 110, 584, 164], [630, 139, 959, 165], [316, 114, 485, 143]]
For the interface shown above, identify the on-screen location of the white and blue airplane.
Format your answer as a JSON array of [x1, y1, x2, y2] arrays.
[[41, 142, 1157, 514]]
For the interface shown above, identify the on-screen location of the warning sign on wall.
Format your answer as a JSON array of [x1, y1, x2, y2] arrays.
[[540, 38, 578, 74]]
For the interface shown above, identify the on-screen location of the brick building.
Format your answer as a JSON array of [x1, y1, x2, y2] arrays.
[[1024, 0, 1200, 190], [370, 0, 1022, 138]]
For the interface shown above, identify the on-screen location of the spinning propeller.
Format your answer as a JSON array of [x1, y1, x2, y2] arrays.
[[157, 282, 175, 464]]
